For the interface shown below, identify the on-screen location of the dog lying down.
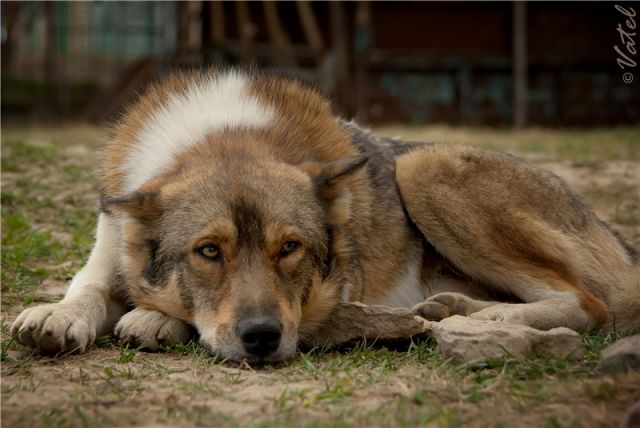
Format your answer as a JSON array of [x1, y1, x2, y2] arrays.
[[11, 69, 639, 363]]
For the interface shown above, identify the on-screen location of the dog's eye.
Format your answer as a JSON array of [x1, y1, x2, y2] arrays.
[[280, 240, 301, 256], [198, 244, 223, 261]]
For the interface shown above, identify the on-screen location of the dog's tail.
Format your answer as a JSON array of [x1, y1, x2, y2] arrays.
[[609, 264, 640, 334]]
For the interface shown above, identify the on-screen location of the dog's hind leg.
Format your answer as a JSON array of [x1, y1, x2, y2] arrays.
[[395, 145, 609, 332], [11, 213, 127, 354], [412, 292, 501, 321]]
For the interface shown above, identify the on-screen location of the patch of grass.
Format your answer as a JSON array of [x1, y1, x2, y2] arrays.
[[293, 340, 418, 377], [164, 339, 227, 367], [1, 320, 18, 362], [612, 203, 640, 226], [178, 380, 220, 395], [1, 140, 59, 172], [270, 331, 631, 425], [116, 344, 144, 364], [312, 377, 354, 404], [40, 406, 101, 428], [1, 337, 16, 362], [410, 337, 446, 366], [2, 376, 42, 394], [62, 207, 97, 261], [94, 335, 114, 349], [1, 191, 55, 211], [105, 365, 139, 381], [1, 136, 99, 309], [62, 164, 90, 182], [271, 332, 621, 421], [1, 211, 62, 293]]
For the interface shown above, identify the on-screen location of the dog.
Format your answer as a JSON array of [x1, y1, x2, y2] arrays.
[[11, 69, 639, 363]]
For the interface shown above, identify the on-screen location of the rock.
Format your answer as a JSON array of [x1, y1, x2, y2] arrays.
[[301, 302, 431, 348], [624, 400, 640, 428], [596, 335, 640, 374], [300, 304, 585, 364], [430, 315, 584, 363]]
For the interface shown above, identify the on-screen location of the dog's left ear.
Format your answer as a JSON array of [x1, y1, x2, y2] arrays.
[[300, 154, 368, 225], [101, 191, 163, 224], [302, 154, 369, 188]]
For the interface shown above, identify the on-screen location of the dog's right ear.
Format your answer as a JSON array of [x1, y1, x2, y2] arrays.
[[101, 191, 162, 223]]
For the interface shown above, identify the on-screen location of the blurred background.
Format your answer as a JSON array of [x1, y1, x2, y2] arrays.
[[0, 8, 639, 422], [2, 1, 639, 127]]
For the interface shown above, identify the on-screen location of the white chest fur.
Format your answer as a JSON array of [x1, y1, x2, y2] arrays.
[[380, 257, 425, 308]]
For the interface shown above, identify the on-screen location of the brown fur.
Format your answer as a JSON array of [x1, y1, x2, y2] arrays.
[[12, 69, 639, 362], [102, 70, 640, 351]]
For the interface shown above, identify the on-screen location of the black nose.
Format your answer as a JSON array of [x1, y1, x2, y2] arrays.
[[236, 317, 282, 357]]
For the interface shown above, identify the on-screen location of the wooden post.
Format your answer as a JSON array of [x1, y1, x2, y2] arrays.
[[188, 2, 203, 53], [176, 3, 188, 56], [354, 1, 371, 122], [43, 1, 57, 112], [296, 1, 324, 65], [176, 2, 202, 60], [513, 1, 527, 128], [329, 2, 351, 116], [1, 2, 27, 75], [236, 0, 255, 63], [263, 1, 296, 67], [44, 2, 55, 82], [210, 1, 225, 48]]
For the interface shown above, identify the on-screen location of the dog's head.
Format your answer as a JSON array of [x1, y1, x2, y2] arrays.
[[106, 140, 367, 363]]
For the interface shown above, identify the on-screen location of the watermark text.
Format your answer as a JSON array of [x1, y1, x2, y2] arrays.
[[615, 4, 637, 83]]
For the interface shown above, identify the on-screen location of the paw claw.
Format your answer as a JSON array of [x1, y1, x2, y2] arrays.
[[10, 303, 96, 354]]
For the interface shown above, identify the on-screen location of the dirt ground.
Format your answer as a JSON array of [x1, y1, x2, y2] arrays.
[[1, 125, 639, 427]]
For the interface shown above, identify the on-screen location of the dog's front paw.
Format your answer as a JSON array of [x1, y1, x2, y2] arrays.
[[114, 308, 193, 350], [11, 303, 96, 354]]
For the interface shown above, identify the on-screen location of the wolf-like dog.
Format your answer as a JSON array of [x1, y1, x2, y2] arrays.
[[11, 70, 639, 362]]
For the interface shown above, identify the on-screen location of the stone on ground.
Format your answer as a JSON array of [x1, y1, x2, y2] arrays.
[[303, 304, 586, 365], [430, 315, 585, 363], [596, 334, 640, 374]]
